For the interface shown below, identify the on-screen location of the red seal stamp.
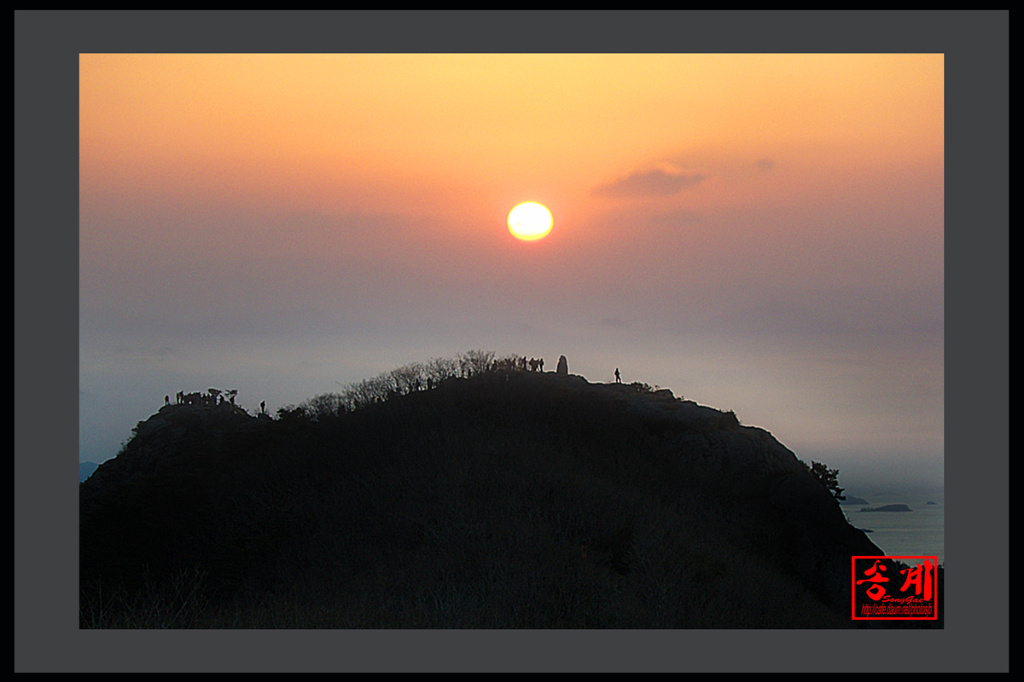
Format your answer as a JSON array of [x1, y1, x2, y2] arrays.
[[852, 555, 939, 620]]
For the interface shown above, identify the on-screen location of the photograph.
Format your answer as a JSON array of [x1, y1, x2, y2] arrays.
[[15, 9, 1008, 673]]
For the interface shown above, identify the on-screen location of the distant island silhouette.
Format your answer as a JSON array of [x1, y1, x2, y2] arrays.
[[79, 351, 941, 629], [860, 504, 914, 512]]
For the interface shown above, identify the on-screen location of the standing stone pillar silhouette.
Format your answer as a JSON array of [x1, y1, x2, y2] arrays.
[[555, 355, 568, 376]]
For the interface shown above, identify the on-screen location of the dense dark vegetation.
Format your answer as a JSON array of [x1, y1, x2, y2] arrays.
[[79, 352, 940, 628]]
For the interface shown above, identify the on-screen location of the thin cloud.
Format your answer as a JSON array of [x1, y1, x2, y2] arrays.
[[756, 158, 777, 171], [599, 316, 630, 329], [593, 163, 707, 198]]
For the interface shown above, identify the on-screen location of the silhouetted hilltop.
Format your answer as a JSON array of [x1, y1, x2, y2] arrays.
[[80, 356, 923, 628]]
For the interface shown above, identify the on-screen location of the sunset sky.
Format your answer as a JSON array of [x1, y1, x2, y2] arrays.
[[78, 52, 945, 491]]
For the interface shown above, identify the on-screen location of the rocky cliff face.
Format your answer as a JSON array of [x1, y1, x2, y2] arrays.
[[80, 369, 884, 627]]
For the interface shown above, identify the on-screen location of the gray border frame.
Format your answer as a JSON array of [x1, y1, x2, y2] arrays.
[[15, 10, 1008, 672]]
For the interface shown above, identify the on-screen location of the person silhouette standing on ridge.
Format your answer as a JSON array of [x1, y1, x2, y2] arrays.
[[615, 368, 621, 383]]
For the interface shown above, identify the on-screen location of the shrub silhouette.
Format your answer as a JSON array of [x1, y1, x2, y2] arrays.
[[808, 460, 846, 501]]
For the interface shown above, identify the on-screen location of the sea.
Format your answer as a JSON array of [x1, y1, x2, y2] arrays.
[[841, 491, 944, 568]]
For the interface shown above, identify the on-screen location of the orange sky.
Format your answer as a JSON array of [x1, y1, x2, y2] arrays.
[[80, 53, 943, 231], [79, 52, 945, 490]]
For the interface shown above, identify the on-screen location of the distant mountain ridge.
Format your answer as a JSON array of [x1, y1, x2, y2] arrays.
[[79, 461, 99, 483], [80, 359, 933, 629]]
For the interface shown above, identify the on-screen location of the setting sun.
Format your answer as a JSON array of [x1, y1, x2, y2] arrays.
[[73, 47, 949, 554], [507, 202, 553, 241]]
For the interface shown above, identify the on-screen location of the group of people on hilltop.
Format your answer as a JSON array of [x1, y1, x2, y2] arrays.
[[488, 356, 545, 373], [168, 389, 236, 408], [164, 390, 268, 416]]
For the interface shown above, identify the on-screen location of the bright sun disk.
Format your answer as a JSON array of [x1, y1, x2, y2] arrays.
[[507, 202, 552, 241]]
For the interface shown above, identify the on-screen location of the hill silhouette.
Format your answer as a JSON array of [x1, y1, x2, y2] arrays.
[[79, 353, 936, 628]]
